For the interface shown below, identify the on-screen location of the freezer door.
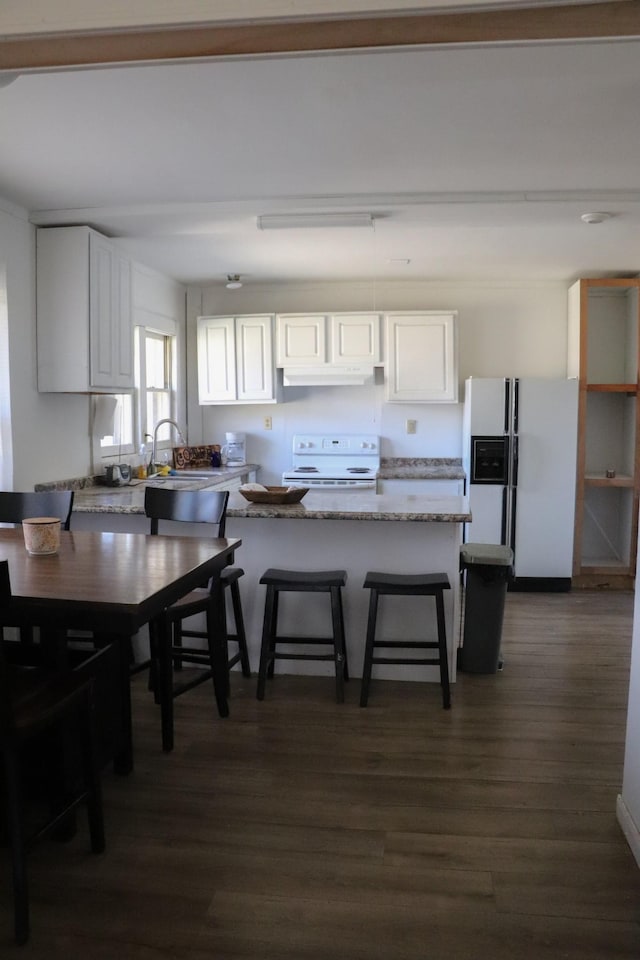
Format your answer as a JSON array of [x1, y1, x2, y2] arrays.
[[513, 379, 578, 578], [464, 377, 509, 435]]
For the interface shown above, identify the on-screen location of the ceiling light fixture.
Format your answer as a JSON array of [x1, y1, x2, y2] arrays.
[[257, 213, 374, 230], [225, 274, 243, 289], [580, 212, 613, 224]]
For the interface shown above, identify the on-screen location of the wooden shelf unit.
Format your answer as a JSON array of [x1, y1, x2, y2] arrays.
[[568, 278, 640, 581]]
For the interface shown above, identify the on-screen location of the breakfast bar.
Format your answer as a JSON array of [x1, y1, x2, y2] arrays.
[[70, 486, 471, 686]]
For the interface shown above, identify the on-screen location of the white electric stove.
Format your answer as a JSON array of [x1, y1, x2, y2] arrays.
[[282, 433, 380, 490]]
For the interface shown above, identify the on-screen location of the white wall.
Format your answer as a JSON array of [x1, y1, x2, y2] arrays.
[[186, 278, 568, 484]]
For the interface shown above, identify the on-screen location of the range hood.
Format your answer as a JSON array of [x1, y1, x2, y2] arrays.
[[282, 364, 375, 387]]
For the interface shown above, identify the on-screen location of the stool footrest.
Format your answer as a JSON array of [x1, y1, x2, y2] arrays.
[[271, 652, 337, 662], [370, 656, 442, 666], [371, 640, 440, 649], [267, 635, 339, 645]]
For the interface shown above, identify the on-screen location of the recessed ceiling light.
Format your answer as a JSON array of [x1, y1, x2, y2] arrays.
[[225, 274, 243, 289], [580, 212, 613, 224]]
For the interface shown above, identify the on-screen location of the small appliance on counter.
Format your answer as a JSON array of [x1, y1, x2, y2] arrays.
[[103, 463, 131, 486], [221, 431, 246, 466], [282, 433, 379, 490]]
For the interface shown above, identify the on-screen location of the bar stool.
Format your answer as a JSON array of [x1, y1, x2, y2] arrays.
[[256, 568, 348, 703], [360, 571, 451, 709]]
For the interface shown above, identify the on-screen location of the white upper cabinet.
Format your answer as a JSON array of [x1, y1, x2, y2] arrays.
[[276, 313, 381, 366], [197, 314, 279, 404], [384, 312, 458, 403], [36, 226, 134, 393], [330, 313, 381, 365]]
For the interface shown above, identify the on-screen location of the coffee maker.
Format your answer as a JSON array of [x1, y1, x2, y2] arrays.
[[221, 431, 246, 466]]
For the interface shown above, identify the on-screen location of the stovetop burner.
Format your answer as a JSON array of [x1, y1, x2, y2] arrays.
[[347, 467, 372, 474], [294, 466, 319, 473]]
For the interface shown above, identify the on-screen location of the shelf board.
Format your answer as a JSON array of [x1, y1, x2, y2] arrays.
[[584, 473, 635, 487], [580, 559, 633, 575], [586, 383, 637, 394]]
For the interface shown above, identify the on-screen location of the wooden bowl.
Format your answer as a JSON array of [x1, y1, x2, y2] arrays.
[[239, 486, 309, 504]]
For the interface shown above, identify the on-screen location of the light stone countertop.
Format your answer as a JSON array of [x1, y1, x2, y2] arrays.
[[378, 457, 465, 480], [71, 484, 470, 523]]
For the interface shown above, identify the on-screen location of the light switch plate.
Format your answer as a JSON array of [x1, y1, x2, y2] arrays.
[[406, 419, 417, 434]]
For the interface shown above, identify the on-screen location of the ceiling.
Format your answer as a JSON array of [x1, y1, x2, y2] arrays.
[[1, 33, 640, 286]]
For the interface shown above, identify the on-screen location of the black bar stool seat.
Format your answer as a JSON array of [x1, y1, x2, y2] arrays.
[[360, 571, 451, 709], [256, 568, 348, 703]]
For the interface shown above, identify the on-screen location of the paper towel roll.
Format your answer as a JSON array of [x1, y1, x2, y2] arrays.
[[93, 396, 117, 438]]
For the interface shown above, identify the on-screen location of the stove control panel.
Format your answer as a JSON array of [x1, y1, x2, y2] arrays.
[[292, 434, 379, 456]]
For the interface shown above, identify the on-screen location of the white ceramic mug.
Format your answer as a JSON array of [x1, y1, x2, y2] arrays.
[[22, 517, 62, 556]]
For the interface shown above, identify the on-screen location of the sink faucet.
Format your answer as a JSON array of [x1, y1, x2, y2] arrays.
[[151, 418, 186, 472]]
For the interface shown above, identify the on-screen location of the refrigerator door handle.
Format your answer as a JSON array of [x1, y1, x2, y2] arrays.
[[501, 486, 508, 544], [503, 378, 510, 434], [512, 434, 519, 488], [510, 486, 517, 556], [513, 378, 519, 435]]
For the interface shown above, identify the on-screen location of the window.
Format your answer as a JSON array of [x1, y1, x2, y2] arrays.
[[97, 326, 177, 459], [141, 330, 174, 439]]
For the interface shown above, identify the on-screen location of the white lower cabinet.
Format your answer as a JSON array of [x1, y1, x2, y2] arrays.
[[197, 315, 279, 404], [384, 312, 458, 403]]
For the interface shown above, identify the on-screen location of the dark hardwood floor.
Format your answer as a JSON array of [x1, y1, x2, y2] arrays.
[[2, 590, 640, 957]]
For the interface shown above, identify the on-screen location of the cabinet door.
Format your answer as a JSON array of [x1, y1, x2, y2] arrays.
[[330, 313, 381, 364], [276, 315, 326, 366], [236, 315, 274, 401], [197, 317, 237, 403], [89, 233, 133, 390], [385, 312, 458, 403]]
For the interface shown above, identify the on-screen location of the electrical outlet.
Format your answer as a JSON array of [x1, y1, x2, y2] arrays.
[[263, 416, 272, 430], [406, 419, 417, 434]]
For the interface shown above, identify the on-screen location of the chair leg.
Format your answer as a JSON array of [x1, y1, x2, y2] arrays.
[[79, 690, 106, 853], [229, 580, 251, 677], [330, 585, 346, 704], [360, 588, 379, 707], [3, 747, 29, 945], [205, 583, 230, 719], [257, 585, 276, 700], [435, 591, 451, 709], [266, 590, 279, 680], [155, 614, 175, 752], [173, 620, 184, 672]]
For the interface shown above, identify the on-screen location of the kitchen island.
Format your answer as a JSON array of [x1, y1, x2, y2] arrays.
[[70, 485, 470, 688]]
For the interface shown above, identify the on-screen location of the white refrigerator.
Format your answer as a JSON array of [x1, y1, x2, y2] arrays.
[[462, 377, 578, 589]]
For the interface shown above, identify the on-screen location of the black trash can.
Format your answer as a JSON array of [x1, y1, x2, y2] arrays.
[[458, 542, 514, 674]]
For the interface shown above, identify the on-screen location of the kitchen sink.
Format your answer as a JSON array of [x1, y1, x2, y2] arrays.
[[148, 471, 216, 480]]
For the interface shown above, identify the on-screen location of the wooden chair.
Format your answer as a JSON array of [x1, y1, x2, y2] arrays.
[[144, 487, 250, 741], [0, 491, 74, 532], [0, 559, 105, 945], [0, 491, 75, 656]]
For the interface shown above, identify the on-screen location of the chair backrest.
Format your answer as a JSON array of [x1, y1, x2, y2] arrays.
[[144, 486, 229, 537], [0, 491, 74, 531]]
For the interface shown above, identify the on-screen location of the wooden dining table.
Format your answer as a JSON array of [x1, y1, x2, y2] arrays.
[[0, 528, 241, 770]]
